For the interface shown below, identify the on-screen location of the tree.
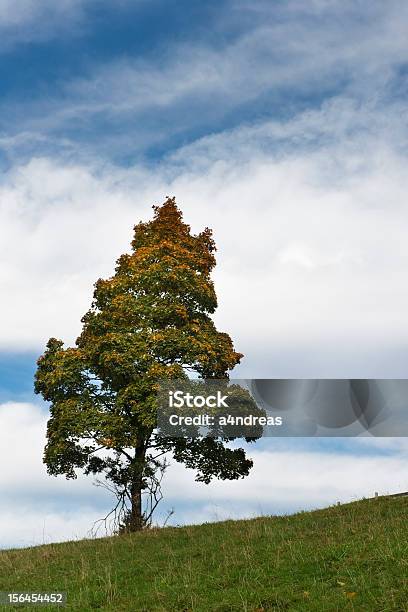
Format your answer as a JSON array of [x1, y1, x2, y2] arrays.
[[34, 197, 256, 532]]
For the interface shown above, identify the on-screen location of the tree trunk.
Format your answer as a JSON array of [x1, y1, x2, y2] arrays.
[[129, 445, 145, 531], [130, 480, 143, 531]]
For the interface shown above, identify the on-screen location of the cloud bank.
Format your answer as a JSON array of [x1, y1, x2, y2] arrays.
[[1, 98, 407, 377], [1, 0, 407, 159], [0, 1, 406, 378]]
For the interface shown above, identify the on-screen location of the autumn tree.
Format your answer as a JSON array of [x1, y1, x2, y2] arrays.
[[34, 197, 256, 532]]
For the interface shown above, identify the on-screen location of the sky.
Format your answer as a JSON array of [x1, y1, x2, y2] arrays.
[[0, 0, 408, 548]]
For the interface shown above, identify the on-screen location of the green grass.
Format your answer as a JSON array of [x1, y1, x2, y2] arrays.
[[0, 496, 407, 611]]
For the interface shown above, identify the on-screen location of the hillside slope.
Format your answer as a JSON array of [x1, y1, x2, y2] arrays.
[[0, 496, 407, 611]]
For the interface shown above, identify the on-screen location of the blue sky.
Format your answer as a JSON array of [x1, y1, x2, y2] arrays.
[[1, 0, 408, 547]]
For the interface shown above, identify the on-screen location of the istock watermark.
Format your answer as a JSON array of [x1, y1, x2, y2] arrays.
[[168, 389, 229, 409], [157, 379, 270, 438], [156, 379, 408, 438]]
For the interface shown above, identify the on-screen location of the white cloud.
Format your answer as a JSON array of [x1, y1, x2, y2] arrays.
[[1, 92, 408, 379], [2, 0, 407, 158], [0, 402, 109, 500], [0, 402, 113, 548], [0, 0, 141, 48], [0, 0, 87, 45], [0, 0, 76, 26], [0, 158, 153, 350], [0, 509, 103, 549], [64, 2, 408, 113], [161, 445, 408, 525]]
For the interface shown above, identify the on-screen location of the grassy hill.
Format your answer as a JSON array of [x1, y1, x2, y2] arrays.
[[0, 496, 407, 611]]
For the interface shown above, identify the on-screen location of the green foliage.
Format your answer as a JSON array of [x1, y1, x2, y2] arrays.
[[34, 198, 253, 528], [1, 497, 407, 610]]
